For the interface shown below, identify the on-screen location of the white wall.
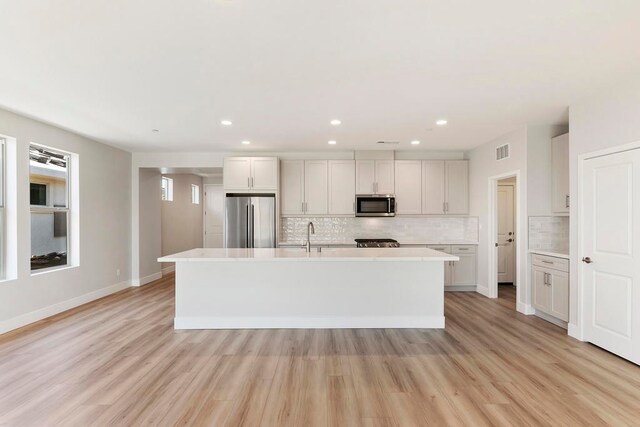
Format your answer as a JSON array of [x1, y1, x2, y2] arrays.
[[161, 174, 203, 271], [466, 127, 529, 308], [137, 169, 162, 284], [568, 76, 640, 338], [0, 108, 131, 334]]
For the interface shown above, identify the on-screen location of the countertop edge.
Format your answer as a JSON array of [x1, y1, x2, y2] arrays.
[[528, 249, 570, 259]]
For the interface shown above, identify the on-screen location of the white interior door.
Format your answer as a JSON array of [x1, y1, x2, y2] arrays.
[[497, 184, 515, 284], [204, 185, 224, 248], [583, 148, 640, 364]]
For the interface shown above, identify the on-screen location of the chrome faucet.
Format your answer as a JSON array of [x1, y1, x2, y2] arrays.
[[306, 221, 315, 253]]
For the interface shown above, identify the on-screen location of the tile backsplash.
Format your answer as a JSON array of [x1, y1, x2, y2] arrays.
[[281, 217, 479, 244], [528, 216, 569, 252]]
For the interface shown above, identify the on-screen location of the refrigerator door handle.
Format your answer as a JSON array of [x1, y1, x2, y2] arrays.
[[246, 205, 250, 248], [251, 204, 255, 248]]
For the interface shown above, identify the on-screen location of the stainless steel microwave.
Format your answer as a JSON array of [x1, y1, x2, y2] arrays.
[[355, 195, 396, 217]]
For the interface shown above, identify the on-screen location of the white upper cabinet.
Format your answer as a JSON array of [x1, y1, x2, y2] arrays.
[[304, 160, 328, 215], [328, 160, 355, 215], [280, 160, 305, 215], [355, 160, 376, 194], [251, 157, 279, 190], [375, 160, 395, 194], [420, 160, 468, 215], [422, 160, 446, 214], [224, 157, 278, 190], [551, 133, 570, 214], [356, 160, 394, 194], [445, 160, 469, 215], [394, 161, 422, 214]]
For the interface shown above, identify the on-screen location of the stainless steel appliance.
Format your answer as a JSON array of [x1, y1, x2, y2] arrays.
[[355, 194, 396, 217], [355, 238, 400, 248], [225, 193, 276, 248]]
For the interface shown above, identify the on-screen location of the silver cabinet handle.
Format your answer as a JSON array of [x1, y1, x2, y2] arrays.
[[443, 202, 446, 213], [543, 273, 548, 285], [248, 177, 250, 188], [565, 195, 570, 208], [301, 202, 304, 213], [547, 273, 552, 286], [252, 177, 255, 187], [542, 260, 553, 264]]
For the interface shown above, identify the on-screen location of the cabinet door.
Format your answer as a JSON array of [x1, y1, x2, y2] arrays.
[[280, 160, 305, 215], [394, 161, 422, 214], [551, 133, 570, 213], [304, 160, 328, 214], [452, 254, 476, 286], [531, 266, 549, 312], [355, 160, 375, 194], [251, 157, 278, 190], [328, 160, 355, 215], [549, 270, 569, 322], [422, 161, 446, 214], [223, 157, 251, 189], [445, 160, 469, 214], [375, 160, 395, 194]]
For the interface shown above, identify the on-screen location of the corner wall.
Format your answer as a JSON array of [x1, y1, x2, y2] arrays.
[[0, 108, 132, 334]]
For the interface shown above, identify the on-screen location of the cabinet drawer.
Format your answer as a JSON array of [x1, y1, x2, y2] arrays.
[[427, 245, 451, 254], [532, 254, 569, 272], [451, 245, 476, 254]]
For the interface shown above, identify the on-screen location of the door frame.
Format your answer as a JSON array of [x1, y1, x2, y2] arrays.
[[487, 170, 523, 303], [203, 184, 224, 247], [575, 139, 640, 341]]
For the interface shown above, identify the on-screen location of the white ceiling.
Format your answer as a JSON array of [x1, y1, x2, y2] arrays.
[[1, 1, 639, 153]]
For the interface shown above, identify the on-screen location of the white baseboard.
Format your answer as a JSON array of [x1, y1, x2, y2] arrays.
[[174, 315, 446, 330], [568, 323, 584, 341], [476, 285, 491, 298], [132, 271, 162, 287], [162, 265, 175, 276], [533, 310, 568, 329], [0, 280, 131, 335], [445, 285, 477, 292], [517, 302, 536, 315]]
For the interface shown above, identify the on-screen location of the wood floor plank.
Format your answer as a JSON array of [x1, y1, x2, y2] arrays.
[[0, 277, 639, 426]]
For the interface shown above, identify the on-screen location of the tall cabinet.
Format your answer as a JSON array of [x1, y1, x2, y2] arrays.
[[551, 133, 570, 214]]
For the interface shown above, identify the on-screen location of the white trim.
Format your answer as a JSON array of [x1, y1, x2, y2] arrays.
[[0, 280, 131, 335], [568, 323, 584, 340], [162, 264, 175, 276], [487, 170, 523, 304], [517, 302, 535, 315], [476, 285, 490, 297], [132, 271, 162, 287], [533, 310, 568, 330], [174, 315, 445, 330]]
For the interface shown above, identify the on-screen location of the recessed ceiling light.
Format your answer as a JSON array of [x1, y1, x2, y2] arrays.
[[241, 140, 251, 145], [436, 119, 448, 126], [328, 140, 337, 145], [330, 119, 341, 126], [411, 140, 420, 145], [221, 120, 233, 126]]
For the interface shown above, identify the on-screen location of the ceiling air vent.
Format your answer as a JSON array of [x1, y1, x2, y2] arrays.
[[496, 143, 510, 161], [376, 141, 400, 145]]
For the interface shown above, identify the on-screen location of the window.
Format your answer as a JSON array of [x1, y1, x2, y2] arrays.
[[0, 138, 4, 278], [191, 184, 200, 204], [161, 176, 173, 201], [30, 144, 70, 271]]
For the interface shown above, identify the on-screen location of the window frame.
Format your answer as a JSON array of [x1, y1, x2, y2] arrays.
[[29, 143, 71, 273], [191, 184, 200, 204], [161, 176, 174, 201]]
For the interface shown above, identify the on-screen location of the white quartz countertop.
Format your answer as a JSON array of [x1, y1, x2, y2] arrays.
[[529, 249, 570, 259], [159, 248, 459, 263], [278, 241, 478, 247]]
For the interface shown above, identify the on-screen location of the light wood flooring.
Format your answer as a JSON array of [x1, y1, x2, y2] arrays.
[[1, 274, 640, 426]]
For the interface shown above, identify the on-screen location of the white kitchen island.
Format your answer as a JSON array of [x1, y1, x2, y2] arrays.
[[159, 248, 458, 330]]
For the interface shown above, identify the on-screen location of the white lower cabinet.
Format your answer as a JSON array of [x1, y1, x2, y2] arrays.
[[531, 254, 569, 323], [426, 244, 476, 289]]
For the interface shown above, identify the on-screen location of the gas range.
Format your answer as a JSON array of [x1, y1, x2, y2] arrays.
[[354, 238, 400, 248]]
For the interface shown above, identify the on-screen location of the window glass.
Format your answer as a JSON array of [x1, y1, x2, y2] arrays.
[[191, 184, 200, 204], [30, 144, 70, 271], [161, 177, 173, 201]]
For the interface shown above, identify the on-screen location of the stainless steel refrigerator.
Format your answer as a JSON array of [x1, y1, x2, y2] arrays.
[[225, 193, 276, 248]]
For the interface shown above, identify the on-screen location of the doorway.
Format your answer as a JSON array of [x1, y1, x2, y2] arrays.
[[204, 184, 224, 248], [497, 178, 517, 304]]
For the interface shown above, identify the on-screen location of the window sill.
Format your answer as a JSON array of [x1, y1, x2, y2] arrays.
[[31, 264, 79, 276]]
